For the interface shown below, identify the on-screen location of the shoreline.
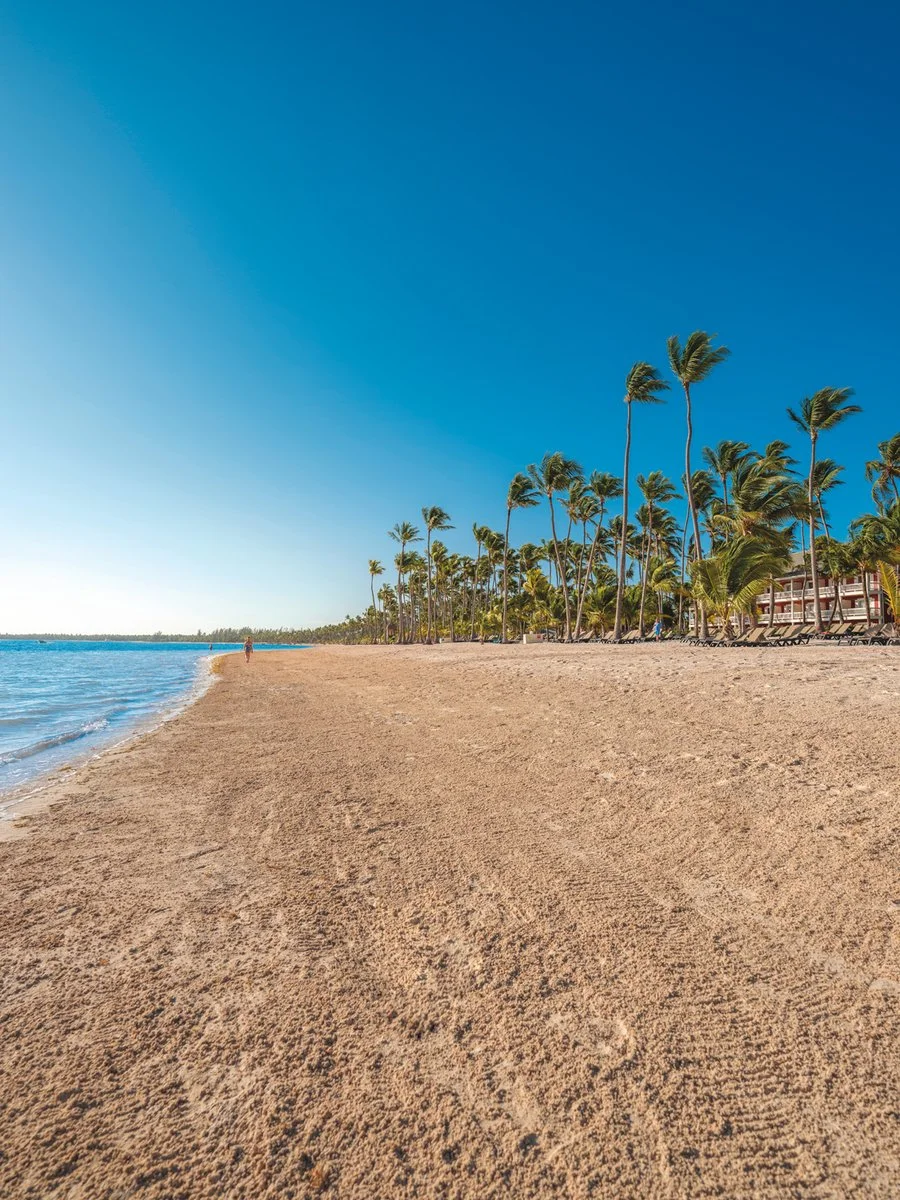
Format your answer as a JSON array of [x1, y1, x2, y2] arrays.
[[2, 644, 898, 1196], [0, 652, 226, 836]]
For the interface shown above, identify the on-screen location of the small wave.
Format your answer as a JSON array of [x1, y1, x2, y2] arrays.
[[0, 717, 111, 765]]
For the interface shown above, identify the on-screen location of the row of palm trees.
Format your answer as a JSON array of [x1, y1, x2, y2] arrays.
[[348, 332, 899, 645]]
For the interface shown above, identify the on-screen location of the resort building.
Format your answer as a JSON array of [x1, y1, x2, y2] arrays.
[[755, 556, 888, 626]]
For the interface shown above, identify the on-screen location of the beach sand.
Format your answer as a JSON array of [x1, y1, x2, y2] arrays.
[[2, 643, 899, 1197]]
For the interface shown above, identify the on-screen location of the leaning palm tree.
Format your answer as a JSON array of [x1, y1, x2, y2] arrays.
[[388, 521, 422, 643], [667, 332, 730, 637], [527, 453, 583, 641], [368, 559, 384, 643], [787, 387, 860, 631], [613, 363, 669, 641], [865, 434, 900, 510], [421, 506, 453, 644], [502, 473, 540, 642]]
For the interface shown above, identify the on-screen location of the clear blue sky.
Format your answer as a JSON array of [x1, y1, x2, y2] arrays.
[[2, 0, 897, 632]]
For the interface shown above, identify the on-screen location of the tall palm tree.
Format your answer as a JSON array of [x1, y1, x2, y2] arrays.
[[787, 387, 861, 631], [865, 434, 900, 510], [527, 453, 583, 641], [502, 473, 540, 642], [388, 521, 422, 643], [667, 332, 730, 637], [613, 363, 669, 640], [421, 506, 453, 644], [368, 559, 384, 643]]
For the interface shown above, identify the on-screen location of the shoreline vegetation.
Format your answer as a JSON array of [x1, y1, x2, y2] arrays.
[[332, 333, 899, 647]]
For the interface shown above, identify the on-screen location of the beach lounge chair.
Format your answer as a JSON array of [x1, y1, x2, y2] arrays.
[[818, 621, 850, 641], [732, 626, 768, 646], [851, 624, 889, 645], [621, 629, 643, 643], [765, 624, 802, 646]]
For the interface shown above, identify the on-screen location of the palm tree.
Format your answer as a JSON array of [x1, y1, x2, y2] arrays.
[[613, 363, 669, 640], [527, 453, 583, 641], [573, 471, 621, 639], [865, 434, 900, 510], [501, 474, 540, 642], [702, 439, 750, 516], [667, 332, 730, 637], [635, 471, 678, 634], [691, 536, 788, 638], [469, 523, 491, 640], [388, 521, 422, 643], [787, 387, 861, 631], [368, 559, 384, 643], [421, 506, 453, 644], [850, 501, 900, 625]]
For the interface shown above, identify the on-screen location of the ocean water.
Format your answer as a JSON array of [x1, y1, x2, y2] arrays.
[[0, 641, 307, 803]]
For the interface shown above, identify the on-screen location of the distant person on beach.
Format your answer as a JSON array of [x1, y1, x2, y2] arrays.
[[244, 637, 253, 662], [653, 618, 663, 641]]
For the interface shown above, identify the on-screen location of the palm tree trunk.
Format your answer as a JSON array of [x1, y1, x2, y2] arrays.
[[548, 496, 572, 642], [808, 435, 823, 632], [501, 506, 512, 642], [370, 578, 377, 644], [575, 503, 607, 639], [469, 546, 481, 641], [638, 503, 653, 635], [676, 517, 688, 632], [683, 383, 708, 639], [768, 578, 775, 628], [613, 402, 631, 640], [862, 564, 872, 624], [425, 531, 433, 644], [396, 570, 404, 644]]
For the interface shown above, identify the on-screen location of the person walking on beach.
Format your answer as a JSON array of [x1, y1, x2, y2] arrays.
[[653, 618, 663, 642], [244, 636, 253, 662]]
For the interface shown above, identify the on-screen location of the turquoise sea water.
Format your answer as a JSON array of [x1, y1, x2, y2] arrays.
[[0, 641, 307, 802]]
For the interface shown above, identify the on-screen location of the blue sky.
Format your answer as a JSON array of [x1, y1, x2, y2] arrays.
[[2, 0, 897, 632]]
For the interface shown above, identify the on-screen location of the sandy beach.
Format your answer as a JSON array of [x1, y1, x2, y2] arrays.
[[2, 643, 899, 1197]]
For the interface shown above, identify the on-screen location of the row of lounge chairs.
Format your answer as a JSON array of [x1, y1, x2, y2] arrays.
[[582, 622, 899, 647]]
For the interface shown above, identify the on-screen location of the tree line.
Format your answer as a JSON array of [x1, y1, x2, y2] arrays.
[[315, 329, 898, 646]]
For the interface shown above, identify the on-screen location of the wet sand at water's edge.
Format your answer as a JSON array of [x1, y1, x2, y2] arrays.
[[2, 644, 899, 1198]]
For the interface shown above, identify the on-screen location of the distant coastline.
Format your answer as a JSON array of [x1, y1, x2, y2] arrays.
[[0, 630, 312, 643]]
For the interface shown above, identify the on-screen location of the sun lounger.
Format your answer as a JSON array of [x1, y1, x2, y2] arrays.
[[731, 626, 768, 646], [765, 624, 803, 646], [850, 624, 889, 645], [818, 621, 850, 640]]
